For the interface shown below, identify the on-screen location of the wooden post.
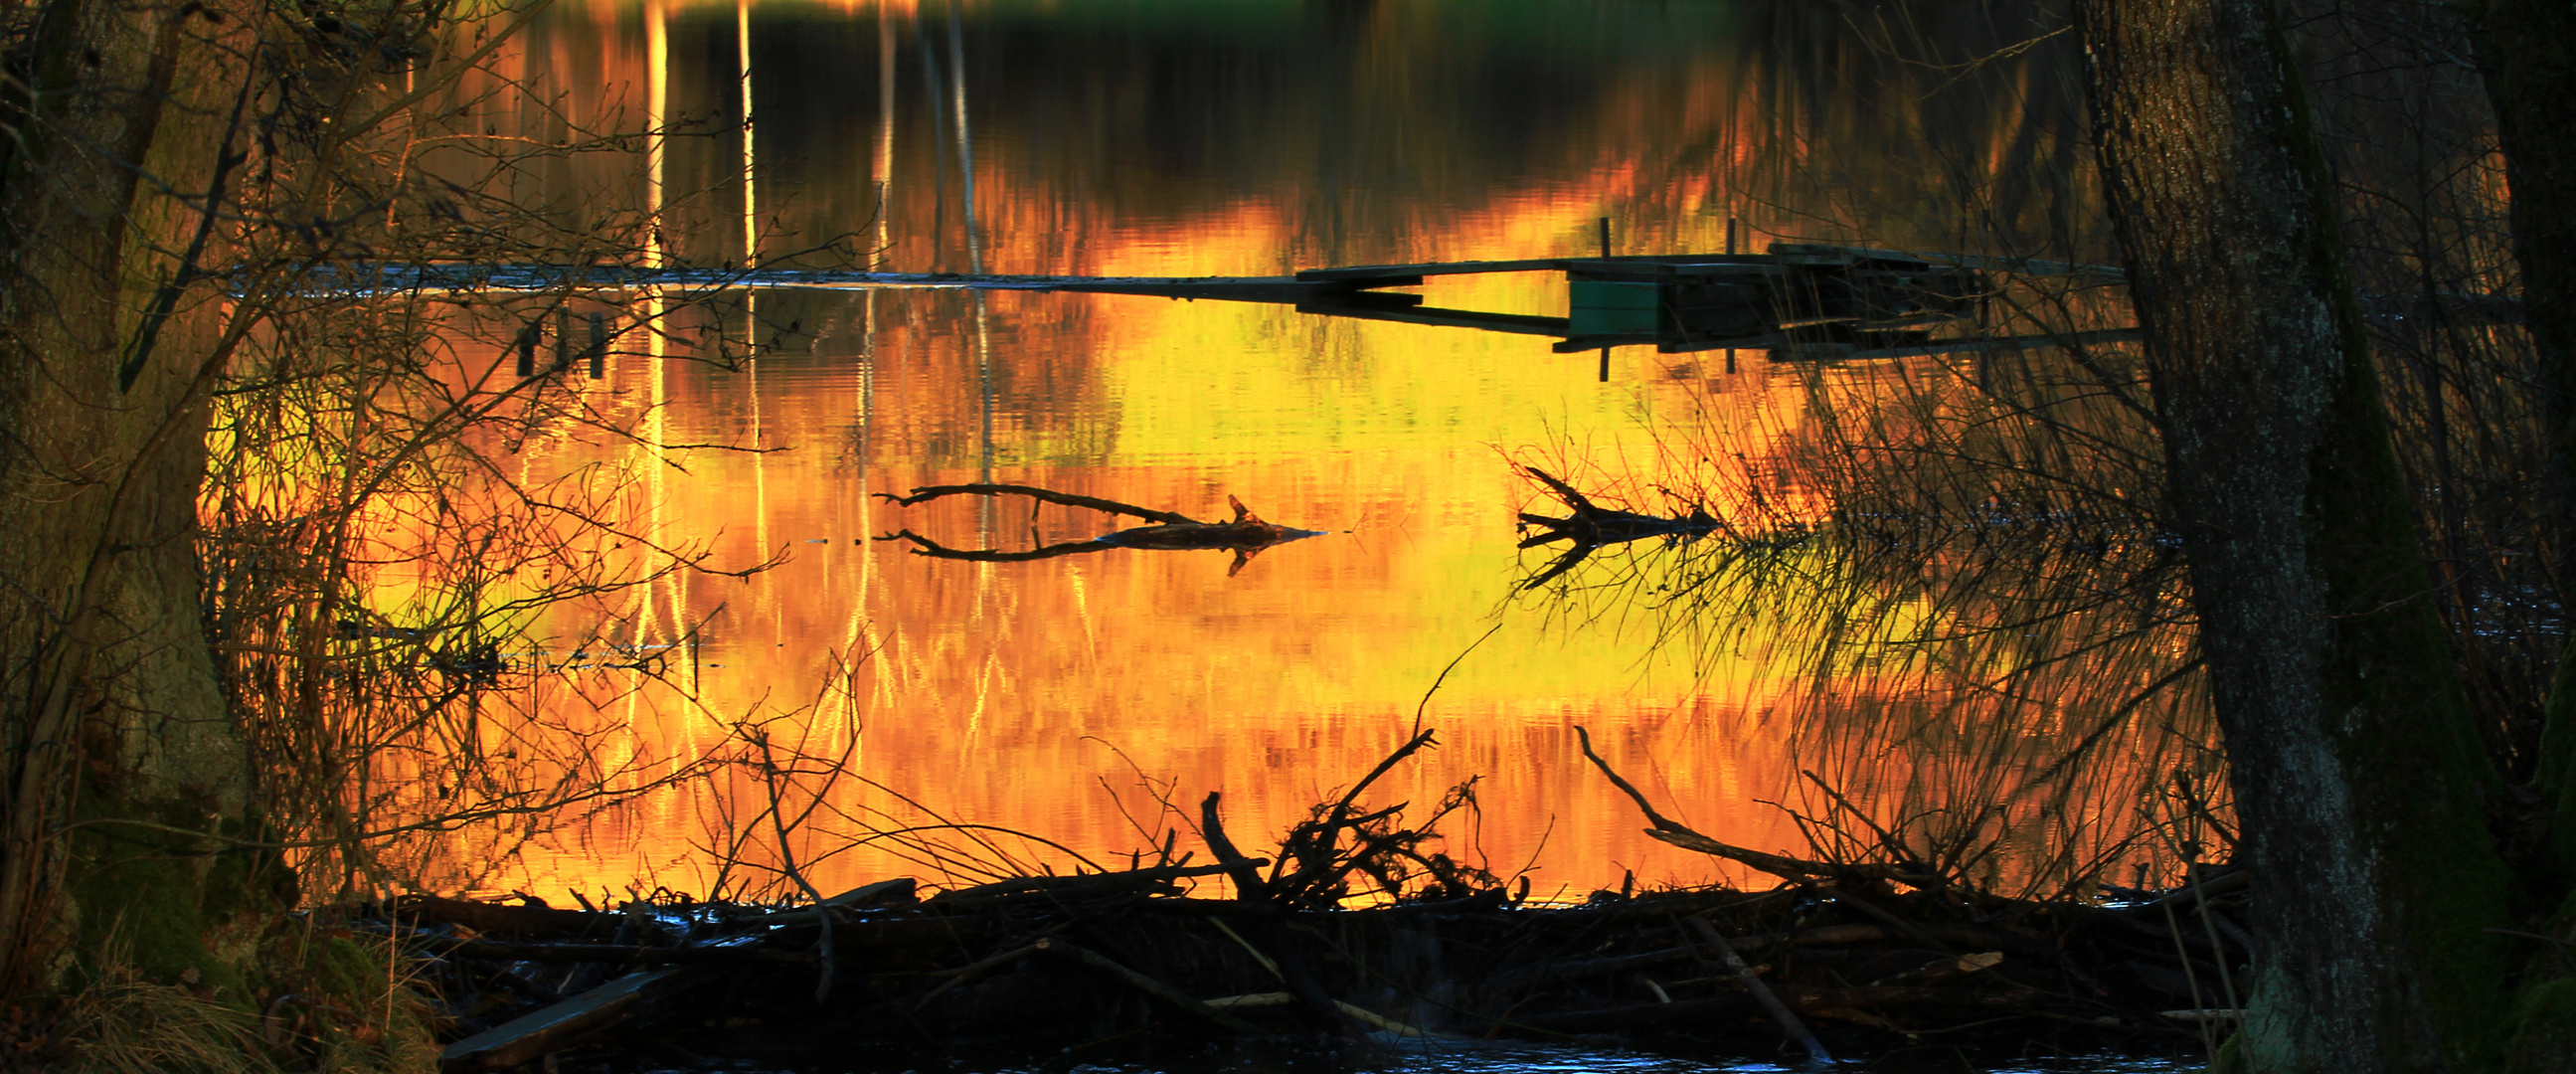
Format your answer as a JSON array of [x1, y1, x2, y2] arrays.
[[1725, 215, 1739, 375], [1598, 216, 1612, 382], [588, 313, 607, 379], [516, 321, 538, 378]]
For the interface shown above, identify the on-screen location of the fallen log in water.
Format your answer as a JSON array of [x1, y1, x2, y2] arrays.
[[438, 968, 687, 1071]]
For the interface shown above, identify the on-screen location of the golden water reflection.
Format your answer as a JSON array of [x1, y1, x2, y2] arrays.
[[479, 287, 1829, 903], [429, 0, 2139, 903]]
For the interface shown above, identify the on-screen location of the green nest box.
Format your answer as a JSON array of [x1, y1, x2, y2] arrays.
[[1568, 279, 1660, 336]]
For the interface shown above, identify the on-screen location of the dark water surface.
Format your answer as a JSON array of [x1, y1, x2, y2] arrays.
[[613, 1038, 2185, 1074]]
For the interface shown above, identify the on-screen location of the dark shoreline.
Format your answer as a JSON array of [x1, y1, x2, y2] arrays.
[[388, 869, 2237, 1073]]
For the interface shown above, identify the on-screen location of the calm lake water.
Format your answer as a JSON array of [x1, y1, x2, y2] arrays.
[[425, 0, 2192, 937]]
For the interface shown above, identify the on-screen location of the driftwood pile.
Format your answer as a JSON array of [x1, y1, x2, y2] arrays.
[[382, 869, 2247, 1071], [382, 734, 2246, 1072]]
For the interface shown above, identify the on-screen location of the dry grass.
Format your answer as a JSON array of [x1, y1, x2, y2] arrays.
[[41, 919, 441, 1074], [58, 975, 279, 1074]]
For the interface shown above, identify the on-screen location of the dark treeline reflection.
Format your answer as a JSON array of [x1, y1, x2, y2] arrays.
[[446, 0, 2120, 499], [503, 0, 2103, 276]]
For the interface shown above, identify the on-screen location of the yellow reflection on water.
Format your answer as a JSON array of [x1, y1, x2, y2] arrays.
[[402, 0, 2158, 905]]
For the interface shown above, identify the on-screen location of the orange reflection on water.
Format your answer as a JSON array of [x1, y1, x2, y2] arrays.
[[401, 0, 2150, 905], [463, 284, 1835, 903]]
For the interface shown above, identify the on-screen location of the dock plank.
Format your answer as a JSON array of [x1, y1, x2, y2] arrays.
[[1760, 328, 2142, 361], [1056, 277, 1418, 301], [1293, 259, 1564, 282], [1767, 243, 2121, 279], [312, 265, 1421, 301], [1296, 299, 1571, 337]]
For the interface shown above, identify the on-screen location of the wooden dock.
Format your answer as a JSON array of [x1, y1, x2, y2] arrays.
[[1288, 245, 2022, 358], [345, 243, 2123, 362]]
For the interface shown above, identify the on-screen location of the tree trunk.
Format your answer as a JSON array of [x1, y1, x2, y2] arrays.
[[2468, 0, 2576, 896], [0, 0, 254, 996], [2074, 0, 2512, 1069]]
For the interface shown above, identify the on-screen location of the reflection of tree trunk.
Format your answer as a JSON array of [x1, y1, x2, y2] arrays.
[[2468, 0, 2576, 891], [0, 0, 249, 993], [2077, 0, 2510, 1067]]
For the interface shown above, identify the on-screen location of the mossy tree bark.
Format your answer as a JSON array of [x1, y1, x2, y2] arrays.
[[0, 0, 263, 996], [2075, 0, 2515, 1069]]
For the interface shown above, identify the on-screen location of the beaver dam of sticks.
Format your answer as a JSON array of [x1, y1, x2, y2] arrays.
[[392, 732, 2237, 1072]]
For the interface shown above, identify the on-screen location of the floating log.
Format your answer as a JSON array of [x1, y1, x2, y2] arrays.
[[393, 894, 623, 940], [437, 968, 685, 1072], [1202, 991, 1295, 1009], [726, 876, 918, 924], [929, 860, 1263, 904]]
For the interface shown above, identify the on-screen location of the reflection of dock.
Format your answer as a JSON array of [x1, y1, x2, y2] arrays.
[[349, 243, 2127, 361], [1285, 245, 2131, 359], [1289, 245, 2019, 359]]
